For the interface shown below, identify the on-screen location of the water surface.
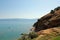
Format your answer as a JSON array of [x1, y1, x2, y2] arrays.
[[0, 19, 37, 40]]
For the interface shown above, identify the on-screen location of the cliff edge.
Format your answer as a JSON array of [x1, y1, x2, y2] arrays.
[[18, 6, 60, 40], [33, 6, 60, 32]]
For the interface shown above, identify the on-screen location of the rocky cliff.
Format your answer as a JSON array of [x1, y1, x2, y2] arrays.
[[18, 7, 60, 40], [33, 6, 60, 32]]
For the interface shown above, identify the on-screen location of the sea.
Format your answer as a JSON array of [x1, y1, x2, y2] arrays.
[[0, 19, 37, 40]]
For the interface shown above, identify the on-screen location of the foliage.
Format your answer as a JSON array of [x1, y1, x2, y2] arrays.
[[18, 32, 38, 40], [52, 36, 60, 40], [50, 10, 54, 14], [54, 6, 60, 11], [28, 32, 38, 39]]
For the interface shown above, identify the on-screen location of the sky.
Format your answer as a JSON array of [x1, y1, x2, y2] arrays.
[[0, 0, 60, 19]]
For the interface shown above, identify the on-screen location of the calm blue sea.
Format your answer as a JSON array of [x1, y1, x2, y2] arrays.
[[0, 19, 37, 40]]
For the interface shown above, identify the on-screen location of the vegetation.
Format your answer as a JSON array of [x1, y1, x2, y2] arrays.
[[18, 32, 38, 40], [50, 10, 54, 14], [52, 36, 60, 40], [54, 6, 60, 11]]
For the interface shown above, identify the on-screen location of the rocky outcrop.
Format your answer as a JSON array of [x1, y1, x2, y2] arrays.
[[18, 7, 60, 40], [35, 27, 60, 40], [33, 7, 60, 32]]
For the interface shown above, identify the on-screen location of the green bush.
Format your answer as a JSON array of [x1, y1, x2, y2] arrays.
[[18, 32, 38, 40], [28, 32, 38, 39]]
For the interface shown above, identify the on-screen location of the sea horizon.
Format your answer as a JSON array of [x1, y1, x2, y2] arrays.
[[0, 19, 37, 40]]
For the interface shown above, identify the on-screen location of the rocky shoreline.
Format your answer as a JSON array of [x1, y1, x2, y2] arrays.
[[18, 6, 60, 40]]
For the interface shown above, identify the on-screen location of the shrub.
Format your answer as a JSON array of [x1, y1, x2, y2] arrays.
[[18, 32, 38, 40], [28, 32, 38, 39], [54, 6, 60, 11], [50, 10, 54, 14]]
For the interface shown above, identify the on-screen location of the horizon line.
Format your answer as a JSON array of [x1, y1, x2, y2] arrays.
[[0, 18, 38, 19]]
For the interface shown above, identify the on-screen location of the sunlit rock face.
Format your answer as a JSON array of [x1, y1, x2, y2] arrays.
[[33, 6, 60, 32]]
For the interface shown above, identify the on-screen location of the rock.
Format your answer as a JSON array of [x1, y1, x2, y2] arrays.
[[35, 27, 60, 40], [33, 6, 60, 32]]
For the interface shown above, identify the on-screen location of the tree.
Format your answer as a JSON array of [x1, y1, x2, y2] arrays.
[[50, 10, 54, 14], [54, 6, 60, 11]]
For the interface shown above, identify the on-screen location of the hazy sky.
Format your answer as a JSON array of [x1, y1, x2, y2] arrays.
[[0, 0, 60, 19]]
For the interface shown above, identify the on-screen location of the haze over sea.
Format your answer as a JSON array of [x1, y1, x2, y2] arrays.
[[0, 19, 36, 40]]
